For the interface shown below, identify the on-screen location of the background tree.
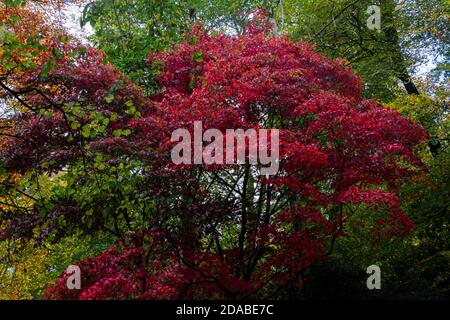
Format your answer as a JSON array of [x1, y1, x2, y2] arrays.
[[280, 0, 449, 100]]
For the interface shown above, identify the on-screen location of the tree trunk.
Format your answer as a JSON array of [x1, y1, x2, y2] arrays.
[[381, 0, 419, 95], [398, 72, 420, 95]]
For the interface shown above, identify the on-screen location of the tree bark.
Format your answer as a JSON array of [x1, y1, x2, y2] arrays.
[[398, 72, 420, 95]]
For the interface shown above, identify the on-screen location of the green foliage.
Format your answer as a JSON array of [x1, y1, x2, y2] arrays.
[[80, 0, 189, 89], [0, 233, 114, 299], [279, 0, 449, 100]]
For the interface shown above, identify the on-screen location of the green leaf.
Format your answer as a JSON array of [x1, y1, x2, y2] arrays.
[[71, 122, 81, 130], [105, 94, 114, 103], [112, 129, 122, 136], [81, 125, 91, 138]]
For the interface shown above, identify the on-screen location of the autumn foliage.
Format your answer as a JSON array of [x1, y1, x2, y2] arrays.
[[1, 10, 429, 299]]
